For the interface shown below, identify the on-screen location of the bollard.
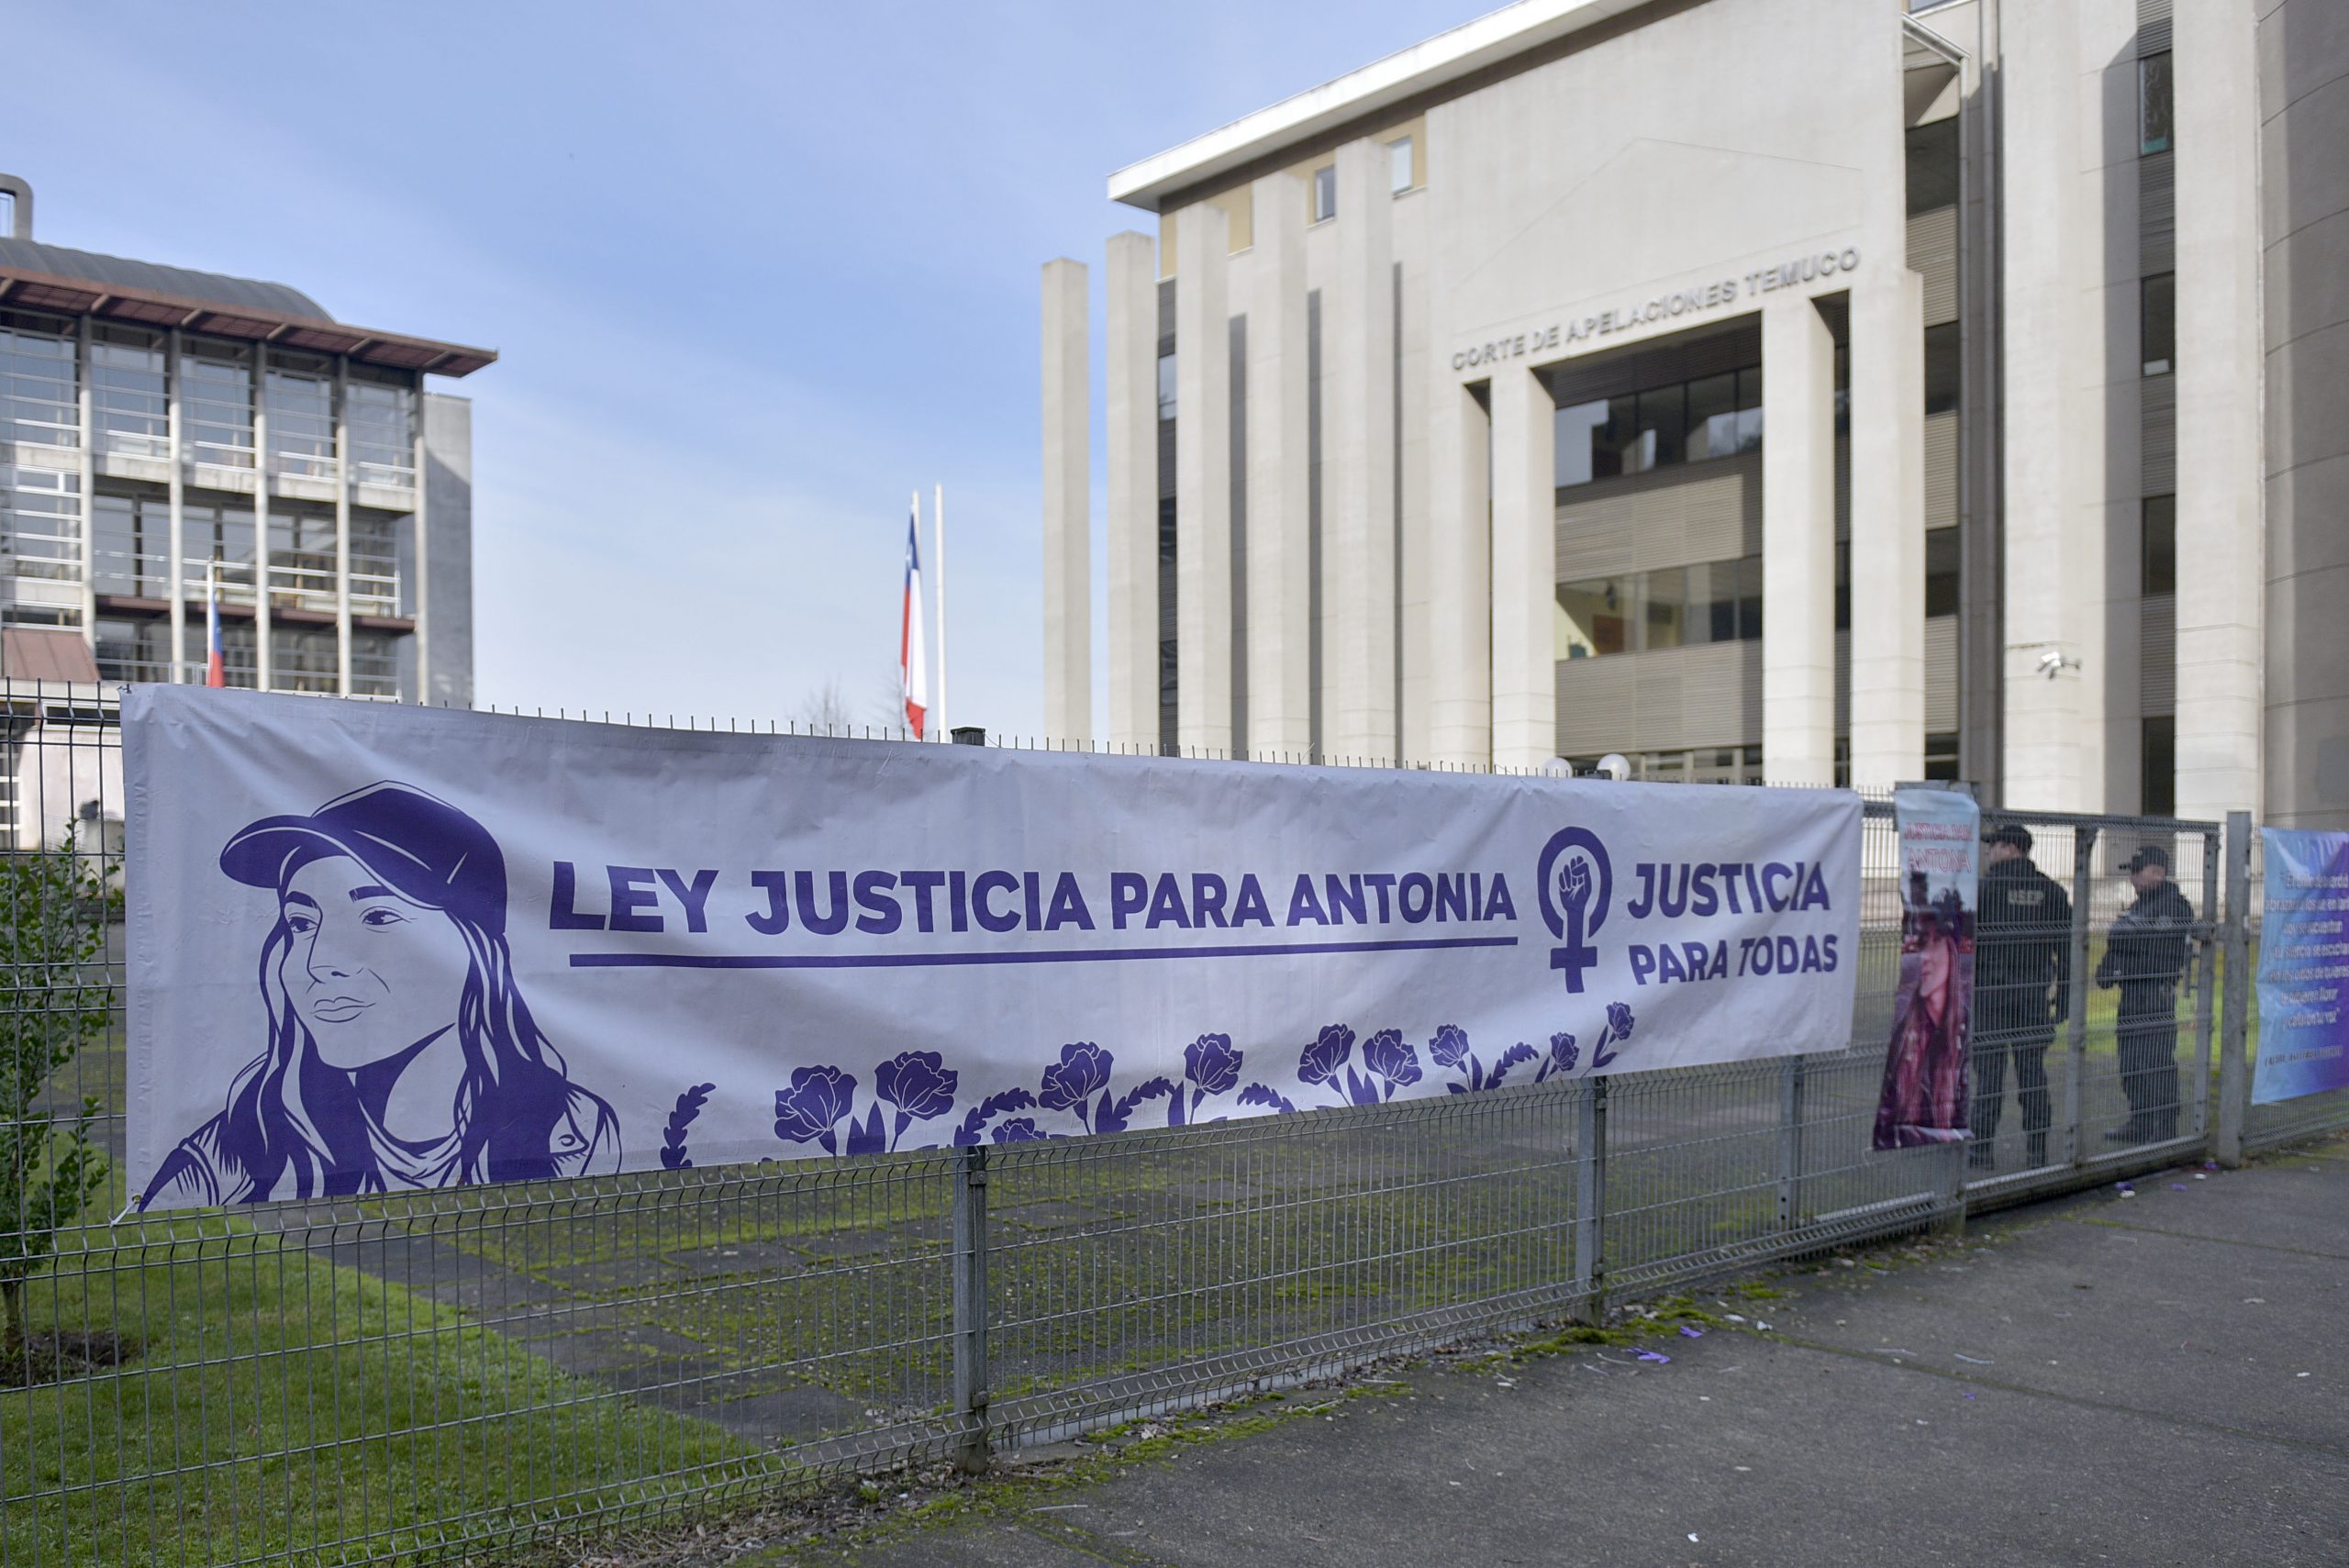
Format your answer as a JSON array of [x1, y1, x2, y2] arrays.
[[950, 1144, 990, 1473], [2216, 810, 2252, 1168], [1574, 1076, 1609, 1323], [2062, 826, 2099, 1167]]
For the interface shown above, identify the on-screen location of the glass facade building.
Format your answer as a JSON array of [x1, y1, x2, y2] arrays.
[[0, 206, 489, 704]]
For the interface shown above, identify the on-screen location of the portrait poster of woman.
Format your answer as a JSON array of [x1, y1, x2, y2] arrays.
[[1873, 791, 1980, 1152], [141, 782, 620, 1207]]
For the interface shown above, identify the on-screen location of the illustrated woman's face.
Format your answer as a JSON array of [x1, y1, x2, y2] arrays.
[[281, 856, 473, 1070]]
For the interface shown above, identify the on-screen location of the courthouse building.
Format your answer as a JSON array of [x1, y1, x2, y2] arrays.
[[1037, 0, 2349, 829]]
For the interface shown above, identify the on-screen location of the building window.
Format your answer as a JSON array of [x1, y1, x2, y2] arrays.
[[1905, 117, 1959, 217], [1557, 576, 1632, 659], [0, 310, 78, 449], [1923, 322, 1961, 415], [184, 342, 255, 468], [265, 351, 336, 481], [1925, 731, 1961, 783], [1553, 364, 1760, 489], [1925, 528, 1961, 617], [1557, 555, 1763, 660], [91, 326, 167, 460], [348, 367, 417, 487], [1388, 137, 1413, 194], [2142, 495, 2176, 595], [91, 491, 172, 600], [2139, 51, 2173, 156], [2141, 272, 2175, 376], [2142, 716, 2176, 816], [352, 630, 400, 697], [1157, 352, 1176, 421], [1311, 164, 1337, 223]]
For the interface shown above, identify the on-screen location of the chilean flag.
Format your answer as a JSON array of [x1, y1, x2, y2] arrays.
[[899, 508, 928, 739], [205, 563, 227, 688]]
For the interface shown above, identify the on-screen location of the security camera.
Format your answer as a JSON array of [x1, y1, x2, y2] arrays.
[[1597, 753, 1632, 782], [2035, 650, 2081, 680]]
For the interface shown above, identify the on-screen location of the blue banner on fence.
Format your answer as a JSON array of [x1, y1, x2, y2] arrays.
[[125, 689, 1861, 1208], [2252, 828, 2349, 1106]]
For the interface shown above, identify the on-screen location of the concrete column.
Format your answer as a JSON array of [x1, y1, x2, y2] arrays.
[[334, 357, 353, 695], [1324, 137, 1397, 762], [1998, 3, 2087, 810], [1104, 230, 1159, 750], [1847, 271, 1927, 790], [1760, 294, 1836, 786], [166, 328, 185, 681], [1489, 363, 1554, 770], [1426, 376, 1491, 765], [254, 342, 273, 693], [1041, 257, 1093, 741], [2173, 0, 2263, 824], [1245, 172, 1311, 758], [1174, 201, 1232, 753]]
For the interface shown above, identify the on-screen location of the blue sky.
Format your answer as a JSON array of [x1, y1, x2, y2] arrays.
[[9, 1, 1470, 733]]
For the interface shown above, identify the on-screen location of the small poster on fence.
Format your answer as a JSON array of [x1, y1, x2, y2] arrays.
[[2252, 828, 2349, 1105], [123, 688, 1860, 1208], [1874, 785, 1978, 1150]]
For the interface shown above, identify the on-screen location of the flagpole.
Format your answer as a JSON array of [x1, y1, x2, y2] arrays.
[[908, 488, 923, 740], [933, 483, 947, 741]]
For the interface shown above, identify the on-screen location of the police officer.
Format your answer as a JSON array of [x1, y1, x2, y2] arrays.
[[2094, 844, 2198, 1143], [1971, 824, 2070, 1170]]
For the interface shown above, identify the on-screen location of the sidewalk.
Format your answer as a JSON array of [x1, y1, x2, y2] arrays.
[[763, 1137, 2348, 1568]]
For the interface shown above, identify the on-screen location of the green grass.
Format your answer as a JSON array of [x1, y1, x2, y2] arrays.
[[3, 1181, 765, 1568]]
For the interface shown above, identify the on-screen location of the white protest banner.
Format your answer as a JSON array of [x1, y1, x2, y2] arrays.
[[125, 688, 1860, 1209]]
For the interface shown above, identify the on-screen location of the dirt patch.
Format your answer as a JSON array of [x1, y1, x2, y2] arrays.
[[1, 1329, 139, 1387]]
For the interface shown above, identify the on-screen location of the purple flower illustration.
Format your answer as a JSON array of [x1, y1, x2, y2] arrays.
[[1428, 1024, 1471, 1070], [1539, 1031, 1578, 1082], [990, 1117, 1046, 1144], [1184, 1033, 1242, 1095], [1040, 1041, 1114, 1117], [1174, 1032, 1243, 1125], [774, 1065, 858, 1155], [876, 1051, 958, 1149], [1299, 1025, 1354, 1086], [1362, 1029, 1421, 1097], [1591, 1000, 1638, 1072]]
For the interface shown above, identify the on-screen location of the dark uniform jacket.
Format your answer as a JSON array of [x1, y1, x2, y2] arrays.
[[1976, 856, 2073, 1035], [2095, 881, 2198, 1011]]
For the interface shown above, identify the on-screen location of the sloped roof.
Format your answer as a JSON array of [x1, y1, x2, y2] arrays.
[[1, 627, 101, 684], [0, 237, 328, 319], [0, 237, 496, 377]]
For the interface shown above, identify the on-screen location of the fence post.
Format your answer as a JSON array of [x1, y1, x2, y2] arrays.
[[2192, 826, 2221, 1143], [2216, 809, 2252, 1168], [2062, 826, 2099, 1168], [950, 1144, 990, 1473], [1574, 1076, 1608, 1323], [1776, 1055, 1805, 1232]]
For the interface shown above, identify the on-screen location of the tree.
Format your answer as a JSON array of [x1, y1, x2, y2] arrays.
[[795, 676, 854, 732], [0, 828, 115, 1373]]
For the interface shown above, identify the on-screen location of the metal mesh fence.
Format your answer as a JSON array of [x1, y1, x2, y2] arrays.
[[0, 684, 2327, 1567]]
